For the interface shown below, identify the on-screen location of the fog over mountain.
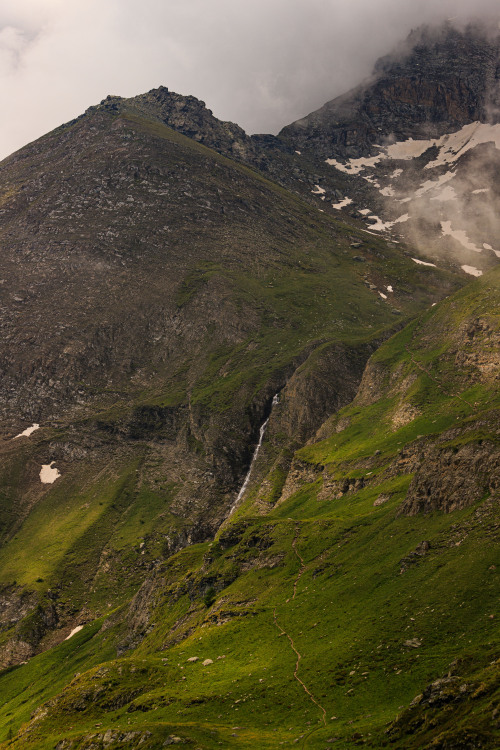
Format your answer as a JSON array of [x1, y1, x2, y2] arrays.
[[1, 0, 500, 160]]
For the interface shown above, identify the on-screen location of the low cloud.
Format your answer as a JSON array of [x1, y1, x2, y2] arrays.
[[0, 0, 499, 159]]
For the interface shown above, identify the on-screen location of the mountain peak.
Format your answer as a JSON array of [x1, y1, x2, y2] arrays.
[[281, 21, 500, 160]]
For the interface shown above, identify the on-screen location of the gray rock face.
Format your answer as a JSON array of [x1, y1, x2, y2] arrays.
[[400, 440, 500, 515], [280, 23, 500, 159]]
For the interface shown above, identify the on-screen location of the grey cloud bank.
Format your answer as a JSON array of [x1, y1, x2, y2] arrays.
[[0, 0, 499, 160]]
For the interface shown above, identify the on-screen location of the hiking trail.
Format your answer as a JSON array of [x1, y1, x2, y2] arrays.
[[273, 522, 327, 738]]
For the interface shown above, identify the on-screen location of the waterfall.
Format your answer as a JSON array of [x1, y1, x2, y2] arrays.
[[229, 393, 279, 517]]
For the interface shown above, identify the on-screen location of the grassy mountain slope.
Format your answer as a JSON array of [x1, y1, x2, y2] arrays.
[[1, 268, 497, 749], [0, 91, 462, 670]]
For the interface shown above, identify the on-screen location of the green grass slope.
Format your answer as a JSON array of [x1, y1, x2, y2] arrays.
[[0, 271, 497, 748]]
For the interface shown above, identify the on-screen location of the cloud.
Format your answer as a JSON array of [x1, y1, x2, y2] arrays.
[[0, 0, 499, 159]]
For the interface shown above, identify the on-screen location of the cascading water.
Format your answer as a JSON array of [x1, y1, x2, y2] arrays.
[[229, 394, 279, 517]]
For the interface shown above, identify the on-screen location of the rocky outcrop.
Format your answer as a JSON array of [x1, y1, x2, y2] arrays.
[[117, 575, 163, 655], [281, 23, 500, 159], [387, 659, 500, 749], [399, 440, 500, 516], [55, 731, 155, 749], [123, 86, 257, 162], [269, 340, 380, 446], [0, 595, 59, 669]]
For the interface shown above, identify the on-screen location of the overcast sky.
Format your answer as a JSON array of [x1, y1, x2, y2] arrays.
[[0, 0, 499, 160]]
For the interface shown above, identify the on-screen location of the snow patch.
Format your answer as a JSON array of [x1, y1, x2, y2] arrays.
[[358, 208, 372, 215], [386, 285, 394, 293], [14, 423, 40, 439], [332, 196, 353, 209], [295, 150, 301, 155], [412, 258, 437, 267], [367, 215, 392, 231], [326, 138, 434, 175], [362, 175, 381, 188], [379, 292, 388, 300], [394, 213, 410, 224], [386, 138, 435, 160], [311, 184, 325, 195], [431, 185, 457, 202], [368, 213, 409, 232], [379, 186, 395, 197], [391, 169, 403, 179], [414, 171, 455, 198], [326, 124, 500, 185], [441, 222, 483, 253], [40, 462, 61, 484], [461, 265, 483, 277], [65, 626, 83, 640], [473, 188, 489, 194], [425, 122, 500, 170], [326, 156, 380, 174]]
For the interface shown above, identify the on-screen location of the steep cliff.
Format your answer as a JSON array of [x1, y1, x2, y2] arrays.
[[281, 23, 500, 159]]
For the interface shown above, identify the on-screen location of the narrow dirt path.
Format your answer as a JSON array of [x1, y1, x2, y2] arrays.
[[273, 608, 327, 726], [291, 524, 306, 600], [273, 522, 327, 735]]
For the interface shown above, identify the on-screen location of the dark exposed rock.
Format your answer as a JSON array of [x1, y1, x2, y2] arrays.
[[387, 660, 500, 749], [281, 23, 500, 159], [124, 86, 256, 162], [400, 441, 500, 515]]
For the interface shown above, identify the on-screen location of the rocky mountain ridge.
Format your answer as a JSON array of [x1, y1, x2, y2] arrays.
[[276, 24, 500, 279]]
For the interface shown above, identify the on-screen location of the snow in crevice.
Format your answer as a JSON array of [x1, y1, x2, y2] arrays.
[[362, 175, 381, 188], [367, 213, 409, 232], [441, 222, 483, 253], [332, 196, 353, 209], [430, 185, 457, 202], [14, 423, 40, 439], [424, 122, 500, 169], [325, 123, 500, 179], [325, 137, 435, 175], [414, 171, 455, 198], [40, 462, 61, 484], [412, 257, 437, 267], [326, 155, 381, 174], [65, 625, 84, 640], [461, 265, 483, 277], [311, 184, 326, 196]]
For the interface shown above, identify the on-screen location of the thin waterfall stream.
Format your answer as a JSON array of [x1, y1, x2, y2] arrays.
[[229, 393, 279, 516]]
